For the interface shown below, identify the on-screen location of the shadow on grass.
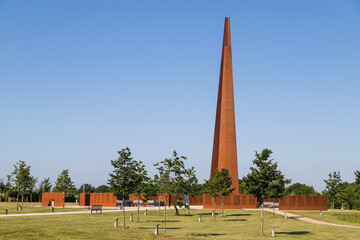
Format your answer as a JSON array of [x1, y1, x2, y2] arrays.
[[223, 219, 247, 222], [138, 227, 182, 230], [188, 233, 226, 237], [146, 220, 180, 223], [226, 213, 251, 217], [277, 231, 310, 235]]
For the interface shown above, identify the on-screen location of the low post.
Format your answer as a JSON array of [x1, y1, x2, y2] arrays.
[[18, 205, 22, 211], [320, 210, 322, 215], [284, 213, 288, 219], [130, 213, 133, 222], [271, 228, 275, 237], [154, 224, 159, 235], [144, 209, 147, 216], [5, 209, 8, 215], [198, 214, 202, 222], [114, 218, 118, 228]]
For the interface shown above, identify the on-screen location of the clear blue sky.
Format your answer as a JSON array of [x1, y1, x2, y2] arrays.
[[1, 0, 359, 191]]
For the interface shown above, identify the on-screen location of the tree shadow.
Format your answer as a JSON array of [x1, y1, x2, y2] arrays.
[[226, 213, 251, 217], [276, 231, 310, 235], [138, 227, 182, 230], [146, 220, 180, 223], [223, 219, 247, 222], [188, 233, 227, 237]]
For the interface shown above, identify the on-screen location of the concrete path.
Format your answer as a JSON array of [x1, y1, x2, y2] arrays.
[[0, 206, 203, 218], [263, 208, 360, 229]]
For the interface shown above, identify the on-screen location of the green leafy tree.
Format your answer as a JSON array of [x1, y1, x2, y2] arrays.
[[341, 182, 359, 210], [55, 169, 75, 194], [245, 149, 291, 236], [94, 185, 110, 193], [108, 147, 138, 229], [11, 160, 35, 210], [28, 175, 38, 204], [284, 183, 317, 196], [354, 170, 360, 185], [42, 178, 52, 193], [154, 150, 189, 237], [204, 168, 235, 220], [132, 161, 150, 222], [324, 171, 342, 216], [183, 166, 200, 215]]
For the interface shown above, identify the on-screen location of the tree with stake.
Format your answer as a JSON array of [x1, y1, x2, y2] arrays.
[[245, 149, 290, 236], [108, 147, 138, 229], [183, 166, 200, 216], [132, 161, 150, 222], [324, 171, 342, 216], [154, 150, 188, 237], [204, 168, 235, 220], [11, 160, 34, 210]]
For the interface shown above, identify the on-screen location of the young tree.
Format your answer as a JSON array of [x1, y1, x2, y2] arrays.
[[324, 171, 342, 216], [55, 169, 75, 194], [204, 168, 234, 220], [42, 177, 52, 193], [154, 150, 188, 237], [132, 161, 150, 222], [108, 147, 138, 229], [11, 160, 34, 210], [0, 178, 4, 202], [245, 149, 291, 236], [183, 166, 200, 216], [28, 175, 38, 204]]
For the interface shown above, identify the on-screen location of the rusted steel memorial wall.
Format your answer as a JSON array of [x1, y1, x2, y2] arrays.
[[41, 192, 65, 207], [203, 194, 257, 209], [279, 195, 328, 210]]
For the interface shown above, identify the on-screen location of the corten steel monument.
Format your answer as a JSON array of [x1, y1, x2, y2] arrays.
[[210, 17, 239, 195]]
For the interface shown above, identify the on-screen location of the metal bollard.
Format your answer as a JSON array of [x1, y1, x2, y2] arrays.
[[144, 209, 147, 215], [198, 214, 202, 222], [271, 228, 275, 237], [130, 213, 133, 222]]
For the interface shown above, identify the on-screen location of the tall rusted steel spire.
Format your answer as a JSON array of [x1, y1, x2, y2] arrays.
[[210, 17, 239, 194]]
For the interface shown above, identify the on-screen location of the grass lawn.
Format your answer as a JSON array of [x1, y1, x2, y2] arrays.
[[0, 202, 85, 215], [1, 209, 360, 239], [288, 210, 360, 227]]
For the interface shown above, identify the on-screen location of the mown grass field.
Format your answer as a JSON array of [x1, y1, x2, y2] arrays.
[[0, 202, 85, 215], [1, 207, 360, 239], [290, 209, 360, 227]]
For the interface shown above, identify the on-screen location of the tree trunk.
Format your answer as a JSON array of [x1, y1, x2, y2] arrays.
[[137, 196, 140, 222], [123, 197, 126, 229], [30, 192, 33, 205], [213, 196, 216, 222], [221, 196, 224, 217], [21, 188, 24, 208], [332, 201, 334, 216], [188, 196, 190, 216], [164, 194, 167, 237], [16, 190, 19, 211], [273, 200, 275, 217], [158, 194, 161, 216], [261, 203, 264, 236]]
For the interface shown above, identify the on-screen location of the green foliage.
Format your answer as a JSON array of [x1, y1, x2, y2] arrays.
[[41, 178, 52, 193], [340, 182, 360, 210], [323, 171, 342, 207], [204, 168, 234, 199], [238, 177, 250, 194], [77, 184, 95, 194], [94, 185, 110, 193], [55, 169, 75, 193], [245, 149, 291, 203], [132, 160, 150, 200], [284, 182, 317, 196], [11, 160, 38, 201], [354, 170, 360, 185], [108, 147, 139, 199], [154, 150, 194, 215]]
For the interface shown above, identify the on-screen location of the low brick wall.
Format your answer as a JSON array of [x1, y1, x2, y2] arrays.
[[41, 192, 65, 207]]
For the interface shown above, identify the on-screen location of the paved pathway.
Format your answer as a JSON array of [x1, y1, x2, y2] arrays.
[[263, 208, 360, 229]]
